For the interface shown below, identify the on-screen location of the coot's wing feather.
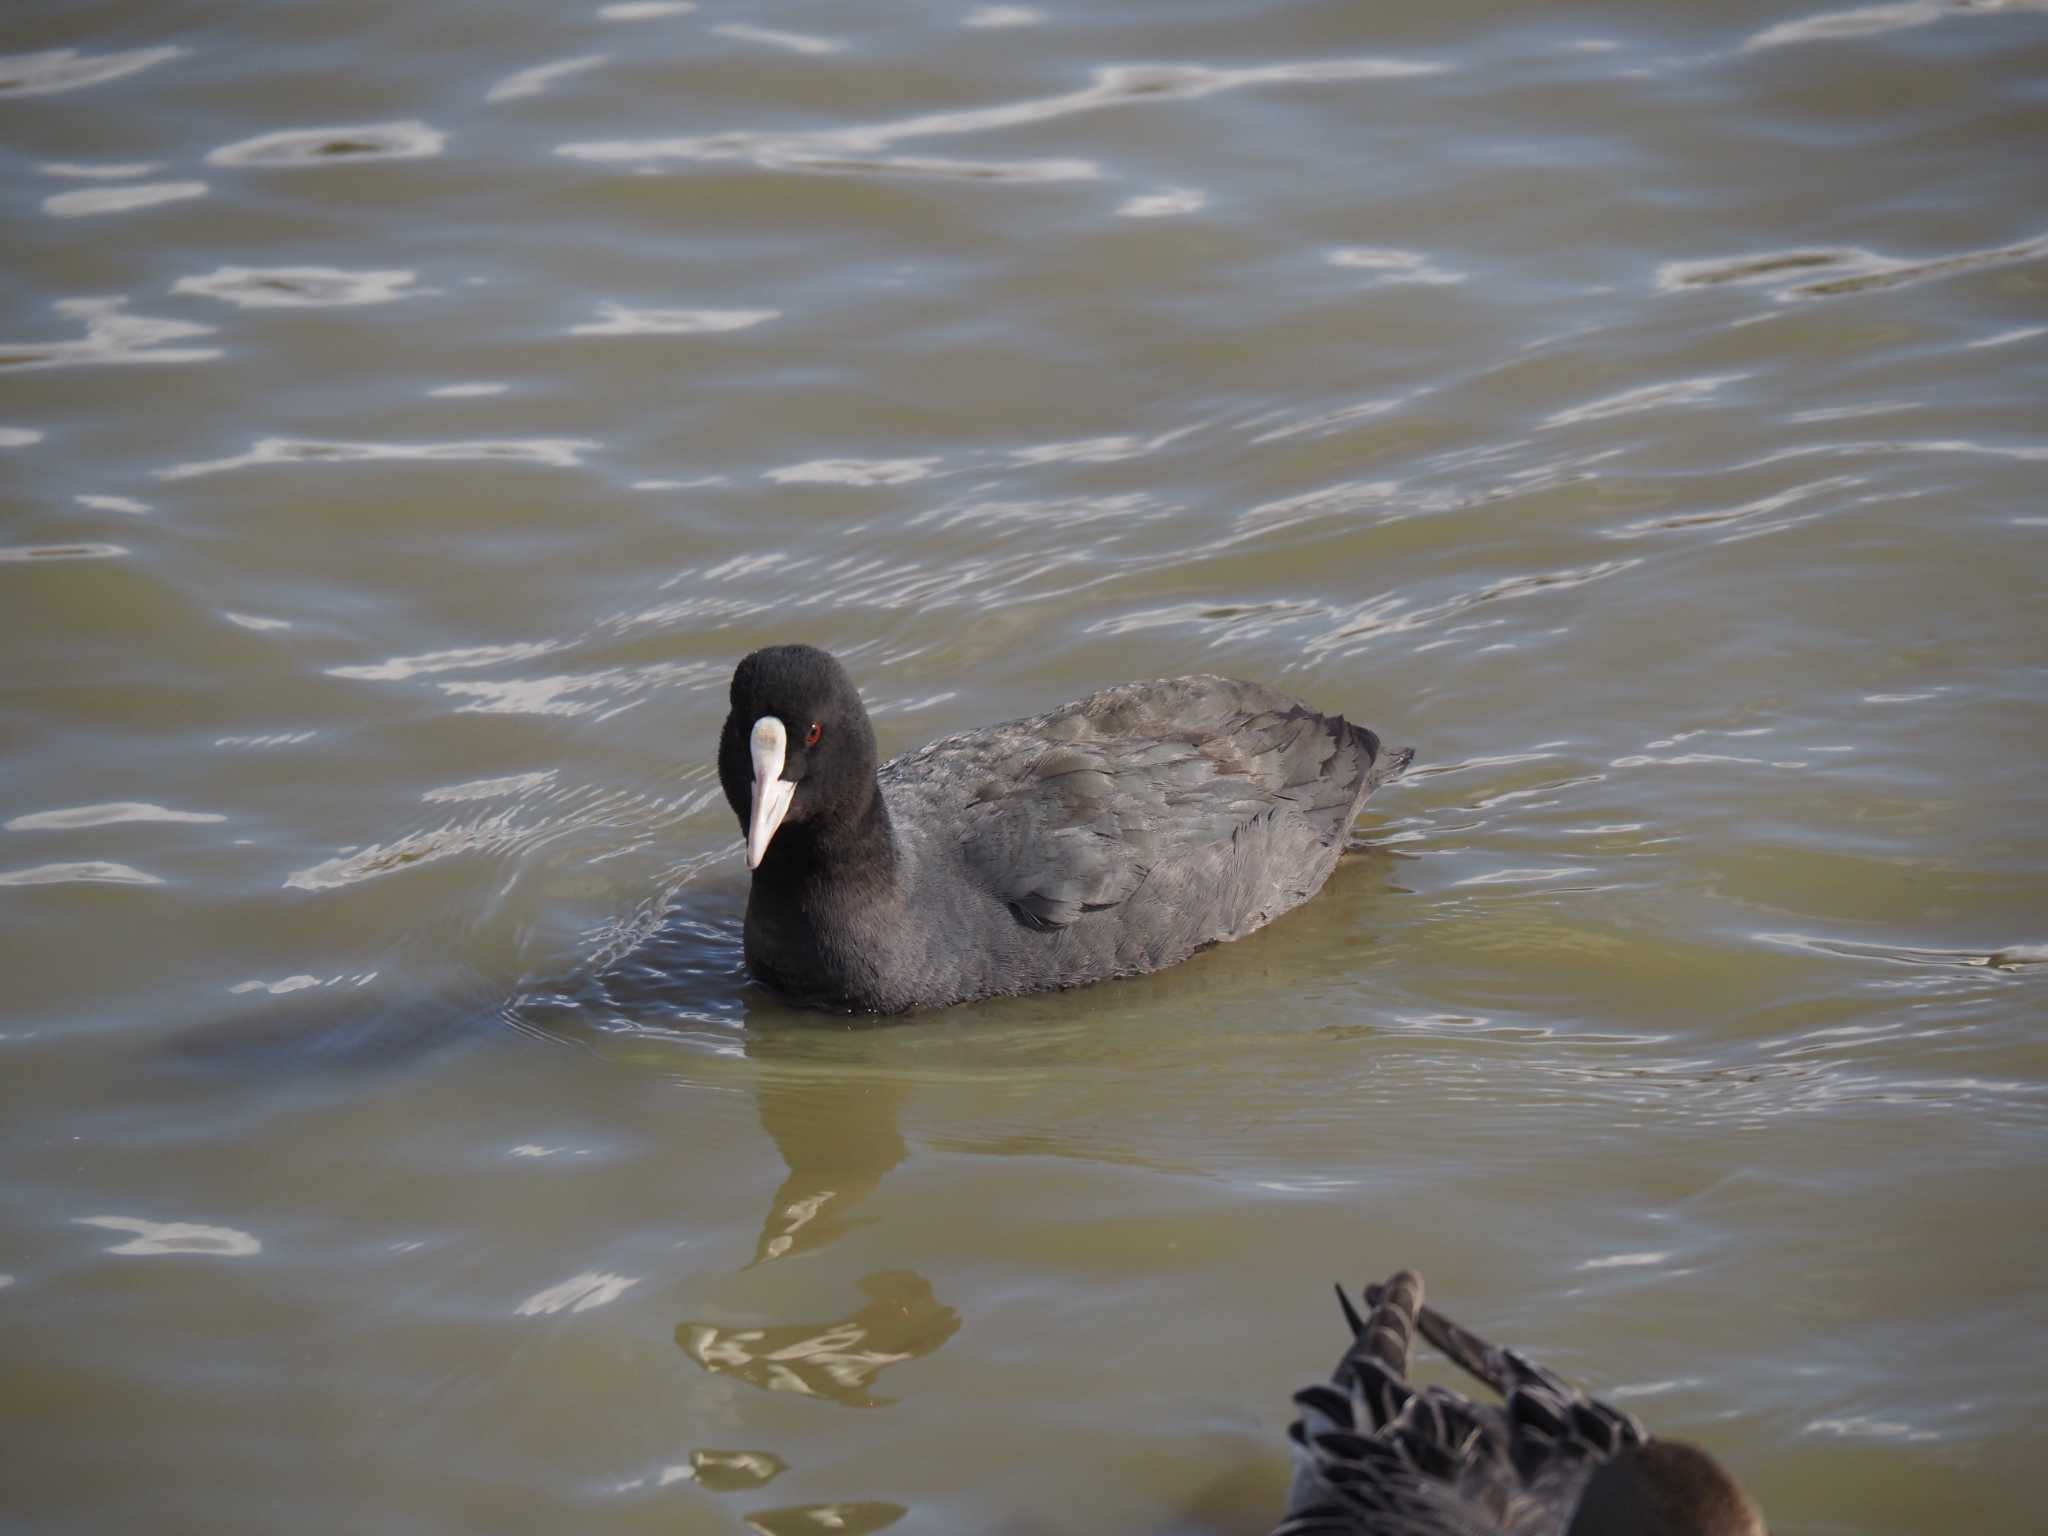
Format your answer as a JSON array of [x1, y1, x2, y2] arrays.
[[883, 676, 1392, 931]]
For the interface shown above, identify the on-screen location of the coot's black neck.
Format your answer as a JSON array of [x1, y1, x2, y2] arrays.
[[750, 776, 899, 898]]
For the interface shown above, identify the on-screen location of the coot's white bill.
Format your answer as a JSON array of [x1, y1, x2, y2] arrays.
[[747, 715, 796, 869]]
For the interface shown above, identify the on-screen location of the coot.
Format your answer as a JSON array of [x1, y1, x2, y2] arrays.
[[718, 644, 1412, 1013], [1275, 1269, 1766, 1536]]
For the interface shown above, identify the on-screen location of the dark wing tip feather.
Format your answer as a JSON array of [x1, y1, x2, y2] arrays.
[[1335, 1282, 1367, 1340]]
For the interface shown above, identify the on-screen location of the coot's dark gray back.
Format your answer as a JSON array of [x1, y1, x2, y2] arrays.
[[863, 675, 1409, 1007]]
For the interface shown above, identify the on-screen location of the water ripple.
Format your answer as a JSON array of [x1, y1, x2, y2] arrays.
[[1657, 233, 2048, 302], [767, 457, 941, 486], [1231, 478, 1406, 536], [487, 53, 610, 103], [963, 5, 1046, 26], [7, 803, 224, 831], [557, 57, 1444, 179], [1603, 475, 1864, 541], [0, 543, 129, 563], [1756, 932, 2047, 975], [570, 304, 779, 336], [1327, 246, 1466, 286], [1967, 325, 2046, 349], [0, 298, 220, 371], [327, 641, 569, 683], [1744, 1, 2048, 52], [0, 860, 161, 887], [744, 1504, 905, 1536], [1117, 185, 1207, 218], [42, 182, 209, 219], [229, 973, 377, 996], [1247, 394, 1416, 445], [159, 436, 598, 480], [284, 812, 529, 891], [0, 45, 184, 98], [76, 1215, 259, 1256], [1542, 373, 1749, 429], [174, 266, 429, 309], [1006, 426, 1201, 466], [422, 771, 559, 804], [597, 1, 695, 17], [39, 161, 159, 180], [711, 23, 846, 56], [1303, 558, 1641, 661], [207, 120, 447, 168], [516, 1271, 640, 1315], [1578, 1250, 1674, 1270], [437, 659, 717, 717]]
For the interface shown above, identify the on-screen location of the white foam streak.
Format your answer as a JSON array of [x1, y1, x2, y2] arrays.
[[1117, 186, 1208, 218], [0, 46, 184, 98], [0, 861, 161, 886], [517, 1271, 640, 1315], [159, 437, 597, 481], [598, 1, 695, 17], [768, 457, 941, 486], [208, 121, 446, 168], [43, 182, 208, 219], [570, 304, 779, 336], [712, 23, 845, 55], [7, 803, 223, 831], [487, 54, 610, 103], [77, 1216, 259, 1256], [175, 266, 427, 309], [1, 298, 220, 371]]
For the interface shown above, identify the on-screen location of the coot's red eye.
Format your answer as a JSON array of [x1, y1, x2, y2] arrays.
[[805, 721, 823, 746]]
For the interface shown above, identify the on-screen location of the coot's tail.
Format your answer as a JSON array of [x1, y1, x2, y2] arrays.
[[1345, 719, 1415, 795], [1367, 742, 1415, 791]]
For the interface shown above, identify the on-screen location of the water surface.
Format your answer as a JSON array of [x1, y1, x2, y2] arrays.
[[4, 2, 2047, 1532]]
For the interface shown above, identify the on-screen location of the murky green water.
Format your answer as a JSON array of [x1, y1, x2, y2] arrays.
[[4, 3, 2046, 1531]]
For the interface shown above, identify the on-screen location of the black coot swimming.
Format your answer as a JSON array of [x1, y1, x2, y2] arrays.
[[717, 644, 1412, 1013], [1274, 1269, 1766, 1536]]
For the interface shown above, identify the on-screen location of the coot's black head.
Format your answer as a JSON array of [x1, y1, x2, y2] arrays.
[[718, 645, 881, 871]]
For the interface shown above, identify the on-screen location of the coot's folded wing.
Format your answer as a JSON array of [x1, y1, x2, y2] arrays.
[[883, 675, 1387, 931]]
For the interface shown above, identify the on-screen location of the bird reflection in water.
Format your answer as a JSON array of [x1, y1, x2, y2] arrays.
[[686, 1449, 786, 1493], [741, 1502, 908, 1536], [745, 1035, 912, 1264], [678, 1269, 959, 1409]]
